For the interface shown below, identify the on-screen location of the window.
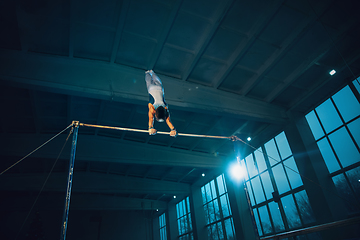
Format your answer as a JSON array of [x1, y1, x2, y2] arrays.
[[306, 80, 360, 213], [159, 213, 167, 240], [176, 197, 193, 240], [243, 132, 316, 237], [201, 174, 236, 240]]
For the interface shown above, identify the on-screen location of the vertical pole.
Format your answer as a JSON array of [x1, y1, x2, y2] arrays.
[[60, 121, 79, 240]]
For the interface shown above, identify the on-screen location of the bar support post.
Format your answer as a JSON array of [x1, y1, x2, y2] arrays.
[[60, 121, 79, 240]]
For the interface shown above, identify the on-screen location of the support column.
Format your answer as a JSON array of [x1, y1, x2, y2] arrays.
[[60, 121, 79, 240], [167, 203, 178, 240], [190, 184, 207, 240], [225, 173, 259, 240]]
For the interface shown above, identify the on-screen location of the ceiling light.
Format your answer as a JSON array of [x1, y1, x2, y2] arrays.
[[173, 195, 176, 199], [247, 137, 251, 141], [202, 173, 205, 177], [329, 69, 336, 75]]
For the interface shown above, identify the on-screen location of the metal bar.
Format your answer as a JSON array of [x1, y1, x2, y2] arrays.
[[60, 121, 79, 240], [79, 123, 232, 140], [260, 216, 360, 240]]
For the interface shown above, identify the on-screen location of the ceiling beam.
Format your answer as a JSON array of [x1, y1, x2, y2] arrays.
[[0, 49, 288, 124], [0, 133, 229, 168], [0, 172, 190, 195], [1, 193, 167, 211]]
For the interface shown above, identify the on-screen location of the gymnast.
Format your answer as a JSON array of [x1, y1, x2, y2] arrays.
[[145, 70, 177, 137]]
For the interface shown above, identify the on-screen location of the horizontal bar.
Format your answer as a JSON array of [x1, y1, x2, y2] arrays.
[[79, 123, 232, 140], [260, 216, 360, 240]]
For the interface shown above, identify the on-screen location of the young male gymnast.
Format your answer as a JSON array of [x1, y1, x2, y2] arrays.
[[145, 70, 177, 137]]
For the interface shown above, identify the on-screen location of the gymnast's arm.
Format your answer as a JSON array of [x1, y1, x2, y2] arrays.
[[148, 103, 157, 135], [165, 109, 177, 137]]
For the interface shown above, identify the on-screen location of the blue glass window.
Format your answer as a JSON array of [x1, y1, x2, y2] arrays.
[[268, 202, 285, 232], [246, 154, 258, 178], [284, 157, 303, 189], [251, 176, 265, 203], [176, 197, 193, 237], [258, 205, 272, 234], [253, 208, 263, 236], [332, 174, 360, 213], [224, 218, 235, 240], [246, 181, 256, 206], [328, 127, 360, 168], [294, 190, 316, 224], [348, 117, 360, 148], [275, 132, 292, 160], [345, 166, 360, 199], [159, 213, 167, 240], [260, 171, 274, 200], [332, 85, 360, 122], [264, 139, 281, 166], [272, 164, 290, 194], [315, 98, 343, 133], [317, 138, 341, 173], [202, 174, 235, 239], [305, 111, 324, 140], [255, 148, 267, 173], [281, 194, 301, 229]]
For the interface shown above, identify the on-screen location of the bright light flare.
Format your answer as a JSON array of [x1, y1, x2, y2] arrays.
[[229, 161, 247, 181], [329, 69, 336, 75]]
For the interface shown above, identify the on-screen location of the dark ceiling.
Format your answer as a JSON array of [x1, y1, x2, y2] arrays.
[[0, 0, 359, 214]]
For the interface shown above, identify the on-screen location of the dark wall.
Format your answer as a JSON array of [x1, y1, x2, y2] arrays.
[[1, 208, 153, 240]]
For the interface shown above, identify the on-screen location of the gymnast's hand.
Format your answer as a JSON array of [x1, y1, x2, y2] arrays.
[[149, 128, 157, 135], [170, 129, 177, 137]]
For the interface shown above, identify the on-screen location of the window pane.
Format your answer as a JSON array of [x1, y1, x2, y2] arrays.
[[204, 204, 210, 224], [246, 181, 256, 206], [272, 164, 290, 194], [348, 117, 360, 148], [316, 98, 343, 133], [284, 157, 303, 189], [205, 183, 212, 202], [345, 166, 360, 199], [265, 139, 281, 166], [253, 208, 263, 236], [224, 218, 235, 240], [328, 127, 360, 168], [246, 154, 258, 178], [258, 205, 273, 234], [332, 174, 359, 213], [294, 190, 316, 224], [260, 171, 274, 200], [317, 138, 341, 173], [201, 186, 207, 204], [281, 194, 301, 229], [220, 195, 230, 218], [332, 85, 360, 122], [305, 111, 324, 140], [268, 202, 285, 232], [251, 176, 266, 204], [213, 199, 220, 221], [255, 149, 267, 173], [217, 174, 225, 195], [211, 180, 217, 199], [275, 132, 292, 160]]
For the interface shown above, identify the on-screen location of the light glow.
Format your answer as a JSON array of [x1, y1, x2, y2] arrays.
[[247, 137, 251, 141], [229, 160, 247, 181], [202, 173, 205, 177], [329, 69, 336, 75], [173, 195, 176, 199]]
